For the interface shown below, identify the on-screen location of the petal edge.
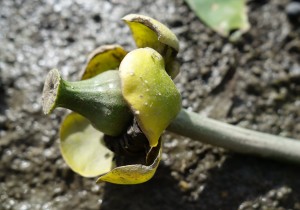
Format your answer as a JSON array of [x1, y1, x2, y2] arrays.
[[60, 112, 114, 177]]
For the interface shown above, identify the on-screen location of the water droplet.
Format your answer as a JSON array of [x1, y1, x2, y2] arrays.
[[146, 89, 150, 92], [158, 92, 162, 96], [108, 83, 114, 89], [144, 102, 148, 106], [134, 110, 140, 115], [144, 80, 148, 84]]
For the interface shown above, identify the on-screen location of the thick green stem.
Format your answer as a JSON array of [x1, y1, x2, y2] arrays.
[[168, 109, 300, 163]]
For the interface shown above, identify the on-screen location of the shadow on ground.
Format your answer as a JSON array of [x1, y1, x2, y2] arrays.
[[101, 155, 300, 210], [101, 164, 194, 210], [195, 154, 300, 210]]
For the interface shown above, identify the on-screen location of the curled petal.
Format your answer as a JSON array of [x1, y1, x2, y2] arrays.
[[119, 48, 181, 147], [60, 112, 114, 177], [97, 140, 162, 184], [81, 45, 127, 80], [123, 14, 180, 78]]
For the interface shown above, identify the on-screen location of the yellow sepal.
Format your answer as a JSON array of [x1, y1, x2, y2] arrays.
[[60, 112, 113, 177], [123, 14, 180, 78], [81, 45, 127, 80], [97, 140, 162, 184], [119, 48, 181, 147]]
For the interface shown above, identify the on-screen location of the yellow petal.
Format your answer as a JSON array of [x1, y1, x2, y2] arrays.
[[123, 14, 179, 52], [97, 140, 162, 184], [60, 112, 113, 177], [119, 48, 181, 147], [122, 14, 179, 78], [81, 45, 127, 80]]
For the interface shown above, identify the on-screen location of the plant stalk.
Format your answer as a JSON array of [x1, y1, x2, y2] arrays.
[[167, 109, 300, 163]]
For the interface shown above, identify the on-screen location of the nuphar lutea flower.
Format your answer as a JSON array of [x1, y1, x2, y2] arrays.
[[42, 14, 181, 184]]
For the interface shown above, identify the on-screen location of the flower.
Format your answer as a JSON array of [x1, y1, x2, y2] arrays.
[[42, 14, 181, 184]]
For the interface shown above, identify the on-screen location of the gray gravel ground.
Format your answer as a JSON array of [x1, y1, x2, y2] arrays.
[[1, 0, 300, 209]]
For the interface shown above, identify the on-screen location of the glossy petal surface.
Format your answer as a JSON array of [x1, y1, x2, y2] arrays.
[[81, 45, 127, 80], [60, 112, 113, 177], [119, 48, 181, 147]]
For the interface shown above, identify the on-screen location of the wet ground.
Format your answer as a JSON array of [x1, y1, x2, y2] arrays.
[[1, 0, 300, 209]]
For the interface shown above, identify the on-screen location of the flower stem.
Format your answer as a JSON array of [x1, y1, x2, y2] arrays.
[[167, 109, 300, 163]]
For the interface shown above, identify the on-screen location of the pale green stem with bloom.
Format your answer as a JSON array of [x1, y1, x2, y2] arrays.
[[168, 109, 300, 163]]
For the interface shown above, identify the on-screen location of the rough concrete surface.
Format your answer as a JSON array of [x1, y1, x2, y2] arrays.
[[1, 0, 300, 209]]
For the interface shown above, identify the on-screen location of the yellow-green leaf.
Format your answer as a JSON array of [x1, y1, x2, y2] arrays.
[[81, 45, 127, 80], [119, 48, 181, 147], [184, 0, 250, 37], [96, 140, 162, 184], [122, 14, 180, 78], [60, 112, 113, 177]]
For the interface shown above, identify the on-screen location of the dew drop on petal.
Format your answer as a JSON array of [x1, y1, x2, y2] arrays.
[[108, 83, 114, 89]]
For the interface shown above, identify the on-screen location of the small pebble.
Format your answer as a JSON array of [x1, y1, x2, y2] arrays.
[[286, 2, 300, 23]]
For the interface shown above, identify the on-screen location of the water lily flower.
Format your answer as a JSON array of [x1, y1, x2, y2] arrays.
[[42, 14, 181, 184]]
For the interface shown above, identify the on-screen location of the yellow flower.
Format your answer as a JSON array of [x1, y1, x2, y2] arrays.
[[43, 14, 181, 184]]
